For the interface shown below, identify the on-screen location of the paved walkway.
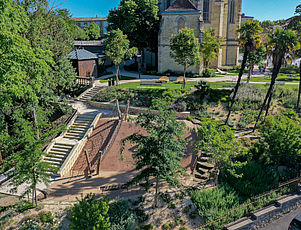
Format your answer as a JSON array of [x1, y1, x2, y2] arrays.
[[98, 63, 299, 85]]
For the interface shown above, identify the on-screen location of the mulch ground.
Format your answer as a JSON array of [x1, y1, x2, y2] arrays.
[[71, 118, 199, 175]]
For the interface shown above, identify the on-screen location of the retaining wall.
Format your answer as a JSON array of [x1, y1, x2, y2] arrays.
[[88, 100, 191, 118]]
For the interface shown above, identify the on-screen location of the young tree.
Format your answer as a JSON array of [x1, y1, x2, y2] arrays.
[[197, 118, 244, 184], [121, 110, 186, 207], [107, 0, 159, 57], [68, 194, 110, 230], [84, 22, 100, 40], [170, 28, 201, 87], [105, 29, 137, 85], [200, 28, 222, 68], [253, 29, 299, 131], [225, 20, 262, 125]]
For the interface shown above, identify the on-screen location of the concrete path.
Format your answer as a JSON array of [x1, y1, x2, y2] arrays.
[[259, 206, 301, 230]]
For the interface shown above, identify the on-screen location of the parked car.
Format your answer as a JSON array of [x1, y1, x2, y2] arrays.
[[289, 213, 301, 230]]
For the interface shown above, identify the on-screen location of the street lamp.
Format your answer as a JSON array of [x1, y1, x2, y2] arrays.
[[137, 53, 141, 79]]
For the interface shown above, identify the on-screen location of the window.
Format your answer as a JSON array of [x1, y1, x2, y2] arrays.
[[229, 0, 235, 24], [177, 17, 185, 31], [203, 0, 210, 23]]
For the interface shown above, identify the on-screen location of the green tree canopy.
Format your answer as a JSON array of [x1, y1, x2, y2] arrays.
[[121, 109, 186, 207], [107, 0, 159, 52], [170, 28, 201, 86], [200, 28, 222, 68], [105, 29, 137, 84], [68, 194, 110, 230], [84, 22, 100, 40]]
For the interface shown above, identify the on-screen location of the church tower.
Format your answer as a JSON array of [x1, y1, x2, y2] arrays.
[[158, 0, 242, 73]]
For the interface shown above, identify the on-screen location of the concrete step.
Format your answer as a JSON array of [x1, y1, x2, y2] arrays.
[[46, 154, 66, 160], [44, 156, 65, 164], [43, 160, 62, 166], [69, 127, 88, 132], [48, 150, 69, 156], [53, 144, 74, 150], [63, 135, 82, 140], [195, 172, 210, 180], [197, 162, 215, 169], [198, 156, 210, 162], [51, 147, 71, 153], [196, 167, 209, 174], [67, 130, 86, 134], [72, 122, 90, 127]]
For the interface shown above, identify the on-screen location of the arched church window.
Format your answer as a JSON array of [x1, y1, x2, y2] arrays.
[[229, 0, 235, 24], [203, 0, 210, 23], [177, 17, 185, 31]]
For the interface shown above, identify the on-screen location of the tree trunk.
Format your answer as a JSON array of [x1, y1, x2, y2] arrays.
[[124, 98, 130, 121], [183, 65, 187, 88], [225, 49, 250, 125], [33, 106, 39, 140], [247, 67, 252, 83], [265, 85, 275, 117], [116, 99, 122, 119], [253, 55, 283, 132], [116, 65, 120, 85], [297, 62, 301, 112], [153, 177, 159, 208]]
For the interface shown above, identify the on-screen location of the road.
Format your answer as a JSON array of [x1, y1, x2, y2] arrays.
[[259, 206, 301, 230]]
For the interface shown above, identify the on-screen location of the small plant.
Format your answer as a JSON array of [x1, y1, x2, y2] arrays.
[[168, 202, 176, 209], [20, 219, 41, 230], [162, 223, 169, 229], [134, 208, 149, 223], [140, 224, 154, 230], [39, 211, 53, 223], [189, 211, 197, 219], [176, 217, 185, 225], [15, 200, 35, 212], [183, 205, 190, 214], [160, 192, 172, 204], [179, 226, 187, 230]]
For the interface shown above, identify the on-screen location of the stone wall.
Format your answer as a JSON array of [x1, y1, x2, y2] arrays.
[[225, 189, 301, 230], [158, 12, 203, 74]]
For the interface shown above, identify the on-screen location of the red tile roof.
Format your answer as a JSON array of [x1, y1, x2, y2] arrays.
[[165, 0, 198, 12]]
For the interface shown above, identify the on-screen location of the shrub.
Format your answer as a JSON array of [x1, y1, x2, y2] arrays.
[[109, 199, 136, 230], [68, 193, 110, 230], [15, 200, 35, 212], [237, 110, 259, 129], [134, 208, 149, 223], [139, 224, 154, 230], [191, 185, 240, 220], [179, 226, 187, 230], [201, 68, 216, 78], [39, 211, 53, 223], [280, 64, 298, 74], [20, 219, 41, 230], [250, 115, 301, 170], [223, 162, 279, 197]]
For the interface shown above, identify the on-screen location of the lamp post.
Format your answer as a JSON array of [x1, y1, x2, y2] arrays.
[[137, 53, 141, 79]]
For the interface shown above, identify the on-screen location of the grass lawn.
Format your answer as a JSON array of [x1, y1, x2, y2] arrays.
[[248, 75, 300, 83]]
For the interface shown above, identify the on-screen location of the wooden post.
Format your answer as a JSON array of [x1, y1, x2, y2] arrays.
[[97, 151, 102, 175], [116, 99, 122, 119], [84, 150, 92, 175]]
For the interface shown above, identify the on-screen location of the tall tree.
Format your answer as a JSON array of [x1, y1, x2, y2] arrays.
[[200, 28, 222, 68], [253, 28, 299, 131], [121, 110, 186, 207], [105, 29, 137, 85], [170, 28, 201, 88], [225, 20, 262, 125], [107, 0, 160, 60], [84, 22, 100, 40], [287, 4, 301, 112]]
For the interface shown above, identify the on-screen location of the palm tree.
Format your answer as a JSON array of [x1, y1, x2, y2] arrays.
[[253, 28, 299, 131], [225, 21, 262, 125]]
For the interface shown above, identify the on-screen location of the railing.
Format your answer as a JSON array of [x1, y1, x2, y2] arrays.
[[198, 175, 301, 229], [76, 76, 95, 87]]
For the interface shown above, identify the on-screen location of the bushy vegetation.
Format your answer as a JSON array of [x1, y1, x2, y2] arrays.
[[201, 68, 216, 78], [109, 199, 136, 230], [68, 194, 110, 230], [280, 64, 299, 74]]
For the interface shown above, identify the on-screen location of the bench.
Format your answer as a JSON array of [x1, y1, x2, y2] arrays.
[[140, 81, 162, 86]]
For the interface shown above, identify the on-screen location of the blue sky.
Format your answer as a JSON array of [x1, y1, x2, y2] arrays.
[[59, 0, 300, 21]]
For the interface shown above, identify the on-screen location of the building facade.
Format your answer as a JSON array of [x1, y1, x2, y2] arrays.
[[73, 17, 108, 37], [158, 0, 242, 74]]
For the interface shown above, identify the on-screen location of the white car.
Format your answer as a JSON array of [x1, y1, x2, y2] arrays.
[[289, 213, 301, 230]]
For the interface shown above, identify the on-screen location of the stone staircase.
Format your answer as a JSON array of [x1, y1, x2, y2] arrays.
[[194, 153, 215, 186], [78, 86, 104, 102], [42, 113, 101, 177], [43, 143, 75, 175], [63, 115, 94, 140]]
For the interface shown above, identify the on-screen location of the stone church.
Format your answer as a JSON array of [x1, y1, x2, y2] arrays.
[[157, 0, 242, 74]]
